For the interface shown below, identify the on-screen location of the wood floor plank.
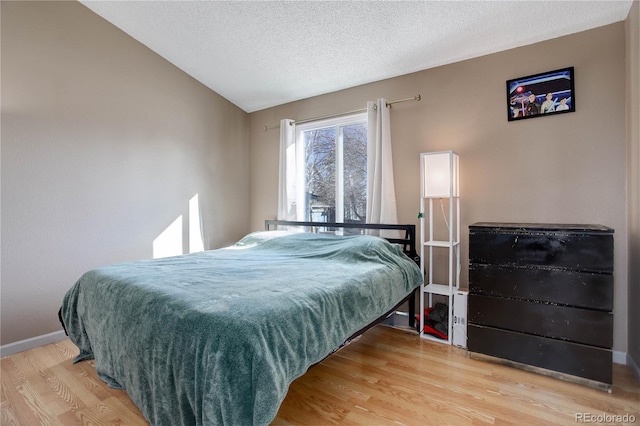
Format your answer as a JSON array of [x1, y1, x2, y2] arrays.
[[1, 373, 23, 426], [14, 382, 61, 425], [1, 325, 638, 425], [100, 396, 148, 426], [1, 357, 57, 426]]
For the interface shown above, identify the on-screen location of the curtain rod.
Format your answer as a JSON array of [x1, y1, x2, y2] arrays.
[[262, 94, 421, 131]]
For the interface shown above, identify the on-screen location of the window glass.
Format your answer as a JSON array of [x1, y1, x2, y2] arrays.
[[341, 123, 367, 222], [297, 113, 367, 223]]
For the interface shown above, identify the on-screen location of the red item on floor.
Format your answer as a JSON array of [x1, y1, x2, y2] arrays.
[[415, 308, 448, 340]]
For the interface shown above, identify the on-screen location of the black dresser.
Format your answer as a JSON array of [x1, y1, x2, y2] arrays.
[[467, 222, 614, 391]]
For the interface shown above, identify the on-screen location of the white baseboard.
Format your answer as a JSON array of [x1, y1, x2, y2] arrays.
[[0, 330, 67, 358], [613, 350, 627, 365], [627, 353, 640, 384]]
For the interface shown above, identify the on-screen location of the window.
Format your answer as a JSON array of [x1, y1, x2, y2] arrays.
[[295, 113, 367, 223]]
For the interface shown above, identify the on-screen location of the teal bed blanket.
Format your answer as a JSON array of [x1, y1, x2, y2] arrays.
[[60, 231, 422, 425]]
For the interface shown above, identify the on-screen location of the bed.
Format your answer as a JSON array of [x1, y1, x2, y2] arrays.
[[59, 221, 422, 425]]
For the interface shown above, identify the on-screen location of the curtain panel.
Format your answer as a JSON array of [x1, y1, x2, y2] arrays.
[[366, 98, 398, 227], [277, 119, 296, 221]]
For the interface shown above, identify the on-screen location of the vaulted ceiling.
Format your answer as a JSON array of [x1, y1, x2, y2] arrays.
[[80, 1, 633, 112]]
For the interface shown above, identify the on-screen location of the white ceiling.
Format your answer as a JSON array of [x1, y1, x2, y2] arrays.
[[80, 1, 633, 113]]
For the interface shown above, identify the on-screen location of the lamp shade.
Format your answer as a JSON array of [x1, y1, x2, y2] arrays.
[[421, 151, 459, 198]]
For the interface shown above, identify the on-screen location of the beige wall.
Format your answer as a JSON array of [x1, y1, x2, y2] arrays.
[[249, 24, 630, 353], [0, 1, 249, 345], [626, 1, 640, 374]]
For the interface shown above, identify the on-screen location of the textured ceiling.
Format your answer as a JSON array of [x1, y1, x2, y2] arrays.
[[80, 1, 633, 113]]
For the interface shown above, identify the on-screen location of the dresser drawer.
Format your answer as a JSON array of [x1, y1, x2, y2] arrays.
[[469, 263, 613, 311], [468, 324, 612, 385], [469, 227, 613, 273], [468, 295, 613, 348]]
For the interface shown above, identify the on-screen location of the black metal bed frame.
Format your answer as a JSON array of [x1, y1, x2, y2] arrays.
[[264, 220, 418, 332]]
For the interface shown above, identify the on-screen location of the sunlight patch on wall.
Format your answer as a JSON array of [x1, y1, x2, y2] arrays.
[[153, 215, 183, 259], [189, 194, 204, 253], [152, 193, 205, 259]]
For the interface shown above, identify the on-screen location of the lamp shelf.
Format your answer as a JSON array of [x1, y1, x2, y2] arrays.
[[423, 240, 460, 248], [423, 283, 454, 296], [421, 332, 449, 344]]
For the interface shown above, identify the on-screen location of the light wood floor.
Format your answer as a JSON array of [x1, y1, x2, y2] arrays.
[[2, 325, 639, 425]]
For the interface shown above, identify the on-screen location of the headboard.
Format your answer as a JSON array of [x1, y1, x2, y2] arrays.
[[264, 220, 419, 265]]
